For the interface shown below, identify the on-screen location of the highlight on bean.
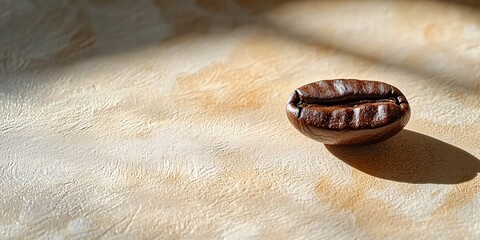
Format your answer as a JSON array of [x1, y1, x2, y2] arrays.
[[286, 79, 410, 145]]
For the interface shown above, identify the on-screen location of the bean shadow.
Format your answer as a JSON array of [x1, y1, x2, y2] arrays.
[[325, 130, 480, 184]]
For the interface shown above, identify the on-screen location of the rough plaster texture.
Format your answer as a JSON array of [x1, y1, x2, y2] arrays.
[[0, 0, 479, 239]]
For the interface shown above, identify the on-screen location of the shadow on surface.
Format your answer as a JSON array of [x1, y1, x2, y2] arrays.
[[1, 0, 479, 95], [326, 130, 480, 184], [0, 0, 293, 73], [446, 0, 480, 8]]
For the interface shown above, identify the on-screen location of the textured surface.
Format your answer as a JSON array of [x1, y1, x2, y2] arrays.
[[1, 0, 480, 239]]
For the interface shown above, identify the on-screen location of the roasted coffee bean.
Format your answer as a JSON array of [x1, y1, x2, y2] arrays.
[[286, 79, 410, 145]]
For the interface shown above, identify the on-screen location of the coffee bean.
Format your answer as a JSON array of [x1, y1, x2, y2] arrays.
[[286, 79, 410, 145]]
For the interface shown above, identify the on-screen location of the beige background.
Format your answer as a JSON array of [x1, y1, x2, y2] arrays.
[[1, 0, 479, 239]]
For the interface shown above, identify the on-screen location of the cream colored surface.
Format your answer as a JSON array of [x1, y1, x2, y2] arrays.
[[1, 0, 479, 239]]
